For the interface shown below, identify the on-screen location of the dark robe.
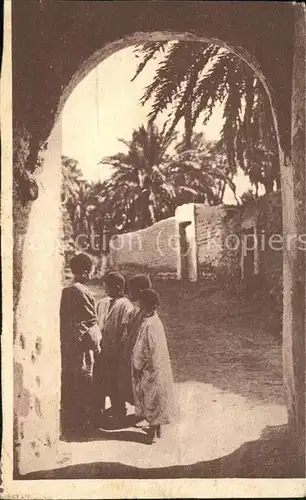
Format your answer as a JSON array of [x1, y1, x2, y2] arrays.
[[60, 281, 101, 434], [94, 296, 133, 414]]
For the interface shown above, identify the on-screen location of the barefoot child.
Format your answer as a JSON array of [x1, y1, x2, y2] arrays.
[[94, 271, 133, 423], [132, 289, 175, 443]]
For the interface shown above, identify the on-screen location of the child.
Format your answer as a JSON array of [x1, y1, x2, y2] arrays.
[[94, 271, 133, 423], [132, 289, 175, 444], [60, 253, 101, 437], [119, 274, 152, 406]]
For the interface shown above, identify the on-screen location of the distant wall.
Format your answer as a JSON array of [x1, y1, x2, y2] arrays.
[[194, 191, 283, 287], [109, 217, 178, 278], [108, 192, 283, 287], [194, 204, 241, 282]]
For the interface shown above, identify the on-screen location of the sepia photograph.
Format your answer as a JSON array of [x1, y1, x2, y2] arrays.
[[1, 0, 306, 498]]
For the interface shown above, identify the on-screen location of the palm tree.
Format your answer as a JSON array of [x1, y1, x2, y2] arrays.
[[61, 155, 83, 204], [61, 155, 84, 232], [98, 123, 178, 231], [167, 133, 239, 206], [61, 156, 100, 237], [132, 41, 280, 194], [97, 125, 237, 232], [61, 155, 85, 262]]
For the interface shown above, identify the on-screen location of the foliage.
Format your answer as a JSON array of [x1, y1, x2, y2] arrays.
[[98, 124, 178, 231], [132, 41, 280, 195], [61, 155, 82, 256], [96, 124, 237, 233], [167, 133, 239, 206], [240, 189, 258, 205], [61, 155, 115, 257], [61, 156, 100, 240]]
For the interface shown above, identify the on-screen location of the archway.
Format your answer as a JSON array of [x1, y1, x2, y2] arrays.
[[10, 4, 305, 481]]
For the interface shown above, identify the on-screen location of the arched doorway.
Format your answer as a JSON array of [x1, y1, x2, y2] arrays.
[[8, 2, 305, 484]]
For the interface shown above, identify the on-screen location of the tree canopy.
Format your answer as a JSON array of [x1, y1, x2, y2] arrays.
[[132, 41, 280, 196], [97, 124, 237, 233]]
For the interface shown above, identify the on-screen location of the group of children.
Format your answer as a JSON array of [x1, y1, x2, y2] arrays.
[[60, 253, 175, 444]]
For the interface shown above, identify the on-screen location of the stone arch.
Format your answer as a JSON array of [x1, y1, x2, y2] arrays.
[[12, 6, 305, 479], [56, 31, 282, 160]]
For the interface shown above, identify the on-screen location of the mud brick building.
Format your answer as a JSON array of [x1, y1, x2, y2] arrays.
[[109, 217, 178, 278]]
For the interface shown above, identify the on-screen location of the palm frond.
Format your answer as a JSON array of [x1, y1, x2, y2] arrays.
[[131, 42, 168, 82]]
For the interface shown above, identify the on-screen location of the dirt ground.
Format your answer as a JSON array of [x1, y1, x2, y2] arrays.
[[90, 278, 284, 406], [23, 278, 298, 479]]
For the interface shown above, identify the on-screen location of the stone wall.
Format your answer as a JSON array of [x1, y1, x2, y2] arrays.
[[109, 194, 283, 289], [282, 4, 306, 453], [194, 192, 283, 290], [194, 204, 241, 283], [13, 121, 63, 476], [109, 218, 178, 279], [256, 191, 283, 299]]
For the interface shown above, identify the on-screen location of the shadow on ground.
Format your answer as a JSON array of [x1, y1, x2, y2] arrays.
[[89, 279, 284, 405], [18, 425, 304, 479], [30, 279, 293, 480]]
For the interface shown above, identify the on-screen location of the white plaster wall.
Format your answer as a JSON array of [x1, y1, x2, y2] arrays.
[[109, 217, 178, 276], [14, 120, 63, 475]]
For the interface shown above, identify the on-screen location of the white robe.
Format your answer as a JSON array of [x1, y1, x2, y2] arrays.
[[132, 312, 175, 425]]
